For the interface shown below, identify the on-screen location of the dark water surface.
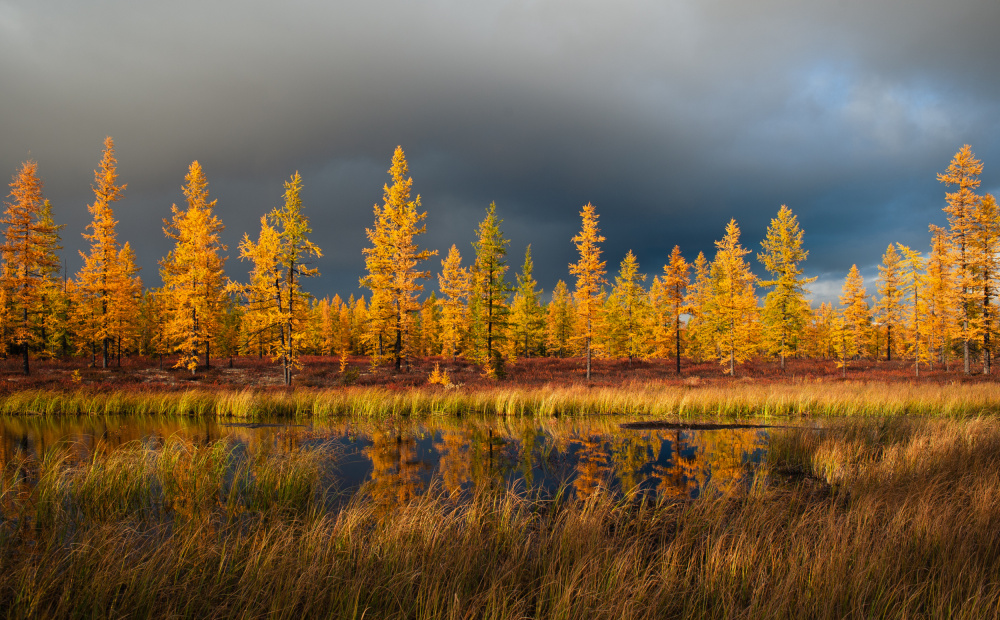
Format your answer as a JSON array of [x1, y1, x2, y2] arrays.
[[0, 415, 770, 501]]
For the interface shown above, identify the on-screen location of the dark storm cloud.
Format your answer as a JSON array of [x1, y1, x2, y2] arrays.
[[1, 0, 999, 303]]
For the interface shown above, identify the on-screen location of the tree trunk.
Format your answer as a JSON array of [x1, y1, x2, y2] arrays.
[[885, 324, 892, 362], [21, 307, 29, 375], [983, 284, 991, 375], [394, 309, 402, 372], [191, 306, 197, 375], [675, 313, 681, 374]]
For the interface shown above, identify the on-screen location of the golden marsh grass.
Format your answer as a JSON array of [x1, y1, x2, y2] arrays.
[[3, 380, 1000, 419], [0, 416, 997, 617]]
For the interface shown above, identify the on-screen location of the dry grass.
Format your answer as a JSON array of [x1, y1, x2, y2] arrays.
[[3, 379, 1000, 419], [0, 417, 997, 617]]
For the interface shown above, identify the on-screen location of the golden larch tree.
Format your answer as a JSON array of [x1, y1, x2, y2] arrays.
[[875, 243, 904, 362], [757, 205, 814, 370], [925, 224, 959, 369], [235, 173, 320, 384], [0, 161, 60, 374], [684, 251, 717, 363], [840, 264, 870, 362], [468, 202, 512, 375], [270, 172, 322, 384], [36, 199, 67, 359], [437, 244, 471, 360], [606, 250, 647, 364], [509, 245, 544, 358], [159, 161, 228, 373], [938, 145, 983, 374], [972, 193, 1000, 374], [74, 136, 130, 368], [569, 202, 607, 380], [897, 244, 928, 375], [711, 219, 758, 375], [108, 241, 142, 364], [661, 246, 690, 373], [360, 146, 436, 371], [236, 215, 282, 359], [545, 280, 574, 357]]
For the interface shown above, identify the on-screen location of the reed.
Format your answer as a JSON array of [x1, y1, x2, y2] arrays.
[[3, 380, 1000, 419], [0, 417, 998, 617]]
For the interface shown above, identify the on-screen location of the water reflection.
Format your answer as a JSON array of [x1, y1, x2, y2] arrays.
[[0, 416, 768, 503]]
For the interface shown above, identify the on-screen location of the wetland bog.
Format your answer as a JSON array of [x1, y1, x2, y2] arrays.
[[0, 411, 997, 618]]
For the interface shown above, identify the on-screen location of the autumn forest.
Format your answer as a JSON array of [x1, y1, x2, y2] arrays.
[[0, 138, 992, 384]]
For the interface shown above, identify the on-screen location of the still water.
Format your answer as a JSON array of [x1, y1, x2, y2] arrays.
[[0, 415, 769, 502]]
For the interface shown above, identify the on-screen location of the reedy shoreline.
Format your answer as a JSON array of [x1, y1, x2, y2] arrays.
[[2, 380, 1000, 418]]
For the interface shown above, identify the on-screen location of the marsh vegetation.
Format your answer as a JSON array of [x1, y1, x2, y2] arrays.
[[0, 414, 997, 618]]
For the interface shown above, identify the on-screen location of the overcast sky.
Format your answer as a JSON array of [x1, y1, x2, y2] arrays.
[[2, 0, 999, 304]]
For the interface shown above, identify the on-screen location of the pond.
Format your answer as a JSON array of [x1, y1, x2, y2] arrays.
[[0, 415, 775, 504]]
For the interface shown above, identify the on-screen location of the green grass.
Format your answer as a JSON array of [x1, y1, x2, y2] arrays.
[[4, 380, 1000, 419], [0, 417, 999, 617]]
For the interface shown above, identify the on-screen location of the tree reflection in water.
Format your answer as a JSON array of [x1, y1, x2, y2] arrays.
[[0, 416, 768, 506]]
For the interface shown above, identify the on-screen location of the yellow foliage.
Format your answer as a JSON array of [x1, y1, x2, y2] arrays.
[[159, 161, 228, 373]]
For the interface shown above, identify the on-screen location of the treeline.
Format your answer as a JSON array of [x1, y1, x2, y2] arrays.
[[0, 141, 992, 381]]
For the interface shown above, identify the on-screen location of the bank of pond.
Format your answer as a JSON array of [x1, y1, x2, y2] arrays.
[[0, 412, 997, 618]]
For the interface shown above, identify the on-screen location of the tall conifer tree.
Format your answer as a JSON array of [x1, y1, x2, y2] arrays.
[[0, 161, 59, 374], [938, 145, 983, 374], [757, 205, 814, 370], [74, 137, 127, 368], [360, 147, 435, 371], [569, 203, 606, 380], [160, 161, 228, 373], [437, 244, 471, 360], [469, 202, 511, 375], [840, 264, 870, 361], [711, 219, 758, 375], [509, 245, 544, 358], [875, 243, 904, 361]]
